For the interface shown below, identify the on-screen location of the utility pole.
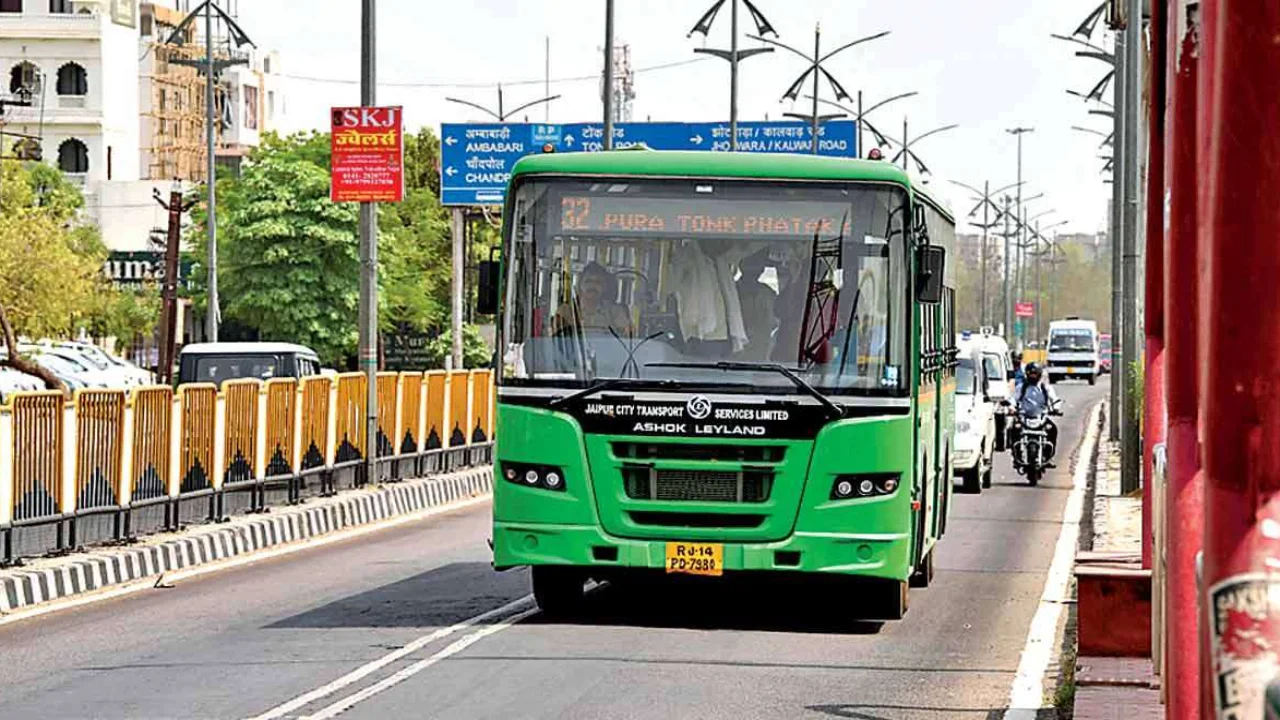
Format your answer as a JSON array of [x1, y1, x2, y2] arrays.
[[1002, 195, 1013, 336], [163, 1, 254, 343], [603, 0, 615, 150], [753, 25, 888, 156], [359, 0, 379, 482], [153, 187, 193, 385], [1119, 0, 1143, 493], [1007, 127, 1034, 345], [1109, 28, 1126, 443], [689, 0, 777, 152], [204, 1, 217, 342]]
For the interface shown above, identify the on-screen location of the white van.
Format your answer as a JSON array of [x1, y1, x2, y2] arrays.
[[1046, 318, 1101, 385], [953, 337, 998, 493], [977, 332, 1014, 451]]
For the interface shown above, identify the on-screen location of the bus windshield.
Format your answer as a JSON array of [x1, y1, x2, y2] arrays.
[[1049, 329, 1096, 352], [501, 177, 910, 396]]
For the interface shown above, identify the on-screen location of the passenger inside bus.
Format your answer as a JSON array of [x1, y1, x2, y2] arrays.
[[551, 261, 634, 336], [735, 248, 777, 361]]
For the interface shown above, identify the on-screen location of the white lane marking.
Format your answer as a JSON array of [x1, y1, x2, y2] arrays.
[[301, 606, 541, 720], [0, 495, 492, 628], [1003, 401, 1103, 719], [246, 595, 535, 720]]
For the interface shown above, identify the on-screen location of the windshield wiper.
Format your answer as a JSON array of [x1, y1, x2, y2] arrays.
[[547, 377, 679, 409], [645, 361, 845, 420]]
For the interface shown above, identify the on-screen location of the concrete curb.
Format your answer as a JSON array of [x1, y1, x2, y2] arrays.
[[0, 467, 494, 615]]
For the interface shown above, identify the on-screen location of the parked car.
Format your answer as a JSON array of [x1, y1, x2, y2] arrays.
[[0, 367, 43, 403], [24, 351, 96, 390], [177, 342, 323, 388], [50, 341, 153, 386]]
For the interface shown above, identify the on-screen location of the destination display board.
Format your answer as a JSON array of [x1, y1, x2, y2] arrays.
[[554, 195, 853, 239]]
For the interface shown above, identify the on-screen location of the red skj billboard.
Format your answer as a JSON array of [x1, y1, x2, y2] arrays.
[[330, 106, 404, 203], [1015, 302, 1035, 318]]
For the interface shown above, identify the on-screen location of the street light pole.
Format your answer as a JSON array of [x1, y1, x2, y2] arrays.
[[811, 90, 917, 159], [1006, 127, 1034, 345], [359, 0, 379, 482], [951, 178, 1024, 329], [754, 26, 888, 155], [603, 0, 615, 149], [689, 0, 777, 152]]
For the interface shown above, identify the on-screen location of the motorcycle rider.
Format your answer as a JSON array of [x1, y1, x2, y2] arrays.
[[1009, 362, 1062, 468]]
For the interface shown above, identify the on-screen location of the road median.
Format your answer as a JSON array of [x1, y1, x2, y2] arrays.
[[0, 466, 494, 618]]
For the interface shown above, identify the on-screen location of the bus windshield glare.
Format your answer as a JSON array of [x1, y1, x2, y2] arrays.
[[501, 178, 910, 395]]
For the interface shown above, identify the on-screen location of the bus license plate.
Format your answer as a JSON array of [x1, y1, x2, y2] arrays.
[[665, 542, 723, 577]]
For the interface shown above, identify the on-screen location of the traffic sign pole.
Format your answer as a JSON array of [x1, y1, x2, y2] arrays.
[[359, 0, 378, 484]]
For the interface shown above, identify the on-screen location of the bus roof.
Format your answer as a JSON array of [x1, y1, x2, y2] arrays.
[[509, 150, 954, 220]]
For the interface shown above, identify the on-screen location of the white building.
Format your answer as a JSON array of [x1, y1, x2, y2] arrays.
[[1, 0, 142, 188]]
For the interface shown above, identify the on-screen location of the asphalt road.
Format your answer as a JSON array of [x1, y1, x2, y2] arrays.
[[0, 380, 1108, 720]]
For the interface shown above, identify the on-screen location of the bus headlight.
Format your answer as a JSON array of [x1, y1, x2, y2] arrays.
[[500, 462, 567, 492], [831, 473, 902, 500]]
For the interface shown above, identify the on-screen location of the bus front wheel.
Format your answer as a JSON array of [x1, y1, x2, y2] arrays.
[[531, 566, 586, 615]]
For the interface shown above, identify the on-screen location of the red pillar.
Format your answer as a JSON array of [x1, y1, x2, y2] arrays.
[[1162, 3, 1202, 716], [1201, 1, 1280, 717], [1142, 0, 1168, 572], [1196, 1, 1218, 714]]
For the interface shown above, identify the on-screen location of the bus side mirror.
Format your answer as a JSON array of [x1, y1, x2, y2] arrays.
[[476, 259, 499, 316], [916, 245, 945, 304]]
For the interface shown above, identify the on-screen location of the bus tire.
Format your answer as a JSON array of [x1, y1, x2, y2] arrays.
[[910, 549, 934, 588], [961, 465, 982, 495], [982, 456, 993, 489], [1088, 373, 1097, 386], [531, 566, 586, 615], [873, 579, 909, 620]]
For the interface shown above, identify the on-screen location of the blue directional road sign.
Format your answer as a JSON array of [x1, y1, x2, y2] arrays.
[[440, 120, 859, 206]]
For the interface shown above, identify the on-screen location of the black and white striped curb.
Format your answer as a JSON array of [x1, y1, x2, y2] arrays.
[[0, 467, 494, 614]]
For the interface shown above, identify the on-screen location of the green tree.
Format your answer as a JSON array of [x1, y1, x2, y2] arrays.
[[425, 325, 492, 369], [185, 129, 463, 367], [0, 162, 104, 390]]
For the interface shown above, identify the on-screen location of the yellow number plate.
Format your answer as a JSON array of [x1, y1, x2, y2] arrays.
[[665, 542, 724, 577], [1066, 367, 1075, 374]]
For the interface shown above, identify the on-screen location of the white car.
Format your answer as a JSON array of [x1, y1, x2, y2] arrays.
[[0, 367, 43, 403], [953, 338, 998, 494], [49, 342, 152, 387]]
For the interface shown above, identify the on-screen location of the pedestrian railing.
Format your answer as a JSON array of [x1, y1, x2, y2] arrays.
[[0, 370, 496, 564]]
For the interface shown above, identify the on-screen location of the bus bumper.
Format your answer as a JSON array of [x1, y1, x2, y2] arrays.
[[492, 522, 911, 581]]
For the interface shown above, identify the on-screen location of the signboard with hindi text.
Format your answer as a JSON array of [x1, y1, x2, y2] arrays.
[[330, 106, 404, 203]]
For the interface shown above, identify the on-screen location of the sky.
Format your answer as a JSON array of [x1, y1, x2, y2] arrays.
[[234, 0, 1116, 235]]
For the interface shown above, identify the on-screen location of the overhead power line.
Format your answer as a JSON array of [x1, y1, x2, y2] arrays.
[[276, 57, 709, 89]]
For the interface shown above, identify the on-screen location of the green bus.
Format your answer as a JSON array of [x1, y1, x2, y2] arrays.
[[483, 150, 957, 620]]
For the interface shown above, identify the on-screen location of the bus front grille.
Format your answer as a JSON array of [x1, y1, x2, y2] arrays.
[[623, 467, 773, 503], [613, 442, 786, 463]]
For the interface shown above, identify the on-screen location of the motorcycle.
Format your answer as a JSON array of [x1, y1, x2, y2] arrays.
[[1006, 401, 1064, 486], [1008, 404, 1059, 481]]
